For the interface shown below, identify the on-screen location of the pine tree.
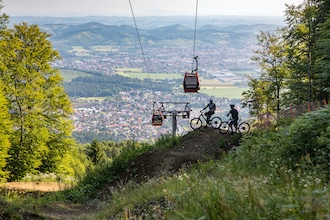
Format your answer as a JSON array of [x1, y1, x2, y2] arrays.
[[85, 139, 106, 165], [283, 1, 319, 105], [313, 0, 330, 103], [0, 22, 74, 181]]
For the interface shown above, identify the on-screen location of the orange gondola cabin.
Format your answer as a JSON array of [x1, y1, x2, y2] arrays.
[[183, 71, 200, 93], [152, 110, 164, 126], [183, 56, 200, 93]]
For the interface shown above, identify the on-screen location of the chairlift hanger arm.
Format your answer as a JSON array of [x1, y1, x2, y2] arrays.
[[192, 56, 198, 73]]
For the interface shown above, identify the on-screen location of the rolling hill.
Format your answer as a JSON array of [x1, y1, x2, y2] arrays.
[[40, 21, 279, 48]]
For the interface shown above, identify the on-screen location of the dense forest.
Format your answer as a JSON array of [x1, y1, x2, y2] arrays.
[[0, 0, 329, 185]]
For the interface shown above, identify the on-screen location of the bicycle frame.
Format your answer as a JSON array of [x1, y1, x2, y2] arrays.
[[219, 117, 250, 134], [190, 112, 222, 130], [198, 113, 208, 124]]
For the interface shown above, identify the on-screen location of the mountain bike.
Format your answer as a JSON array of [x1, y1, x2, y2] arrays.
[[190, 111, 222, 130], [219, 117, 250, 134]]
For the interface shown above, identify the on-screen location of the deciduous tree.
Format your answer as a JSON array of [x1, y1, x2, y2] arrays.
[[0, 22, 74, 181], [246, 30, 288, 121], [0, 80, 12, 182]]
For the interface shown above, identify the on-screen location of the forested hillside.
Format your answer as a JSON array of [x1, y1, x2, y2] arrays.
[[42, 21, 278, 49]]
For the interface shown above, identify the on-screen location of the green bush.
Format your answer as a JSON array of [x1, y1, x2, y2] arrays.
[[61, 141, 154, 202], [284, 106, 330, 177]]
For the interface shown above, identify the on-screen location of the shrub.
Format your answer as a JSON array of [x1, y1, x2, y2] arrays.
[[284, 106, 330, 178]]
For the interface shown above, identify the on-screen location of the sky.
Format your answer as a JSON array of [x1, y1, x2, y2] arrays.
[[3, 0, 302, 17]]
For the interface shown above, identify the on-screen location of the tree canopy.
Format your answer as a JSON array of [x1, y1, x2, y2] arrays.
[[244, 0, 330, 122], [0, 21, 74, 180]]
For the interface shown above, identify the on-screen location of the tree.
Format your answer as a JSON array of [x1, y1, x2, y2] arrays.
[[0, 80, 12, 182], [247, 30, 288, 121], [0, 0, 9, 30], [0, 22, 74, 181], [0, 1, 11, 182], [283, 1, 320, 106], [314, 0, 330, 103], [85, 139, 106, 165]]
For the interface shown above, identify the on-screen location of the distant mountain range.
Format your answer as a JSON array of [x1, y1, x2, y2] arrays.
[[9, 16, 284, 48], [10, 15, 285, 29], [34, 19, 280, 49]]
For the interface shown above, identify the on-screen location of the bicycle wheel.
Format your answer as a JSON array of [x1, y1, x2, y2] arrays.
[[210, 116, 222, 129], [219, 122, 230, 134], [238, 122, 250, 133], [190, 118, 202, 130]]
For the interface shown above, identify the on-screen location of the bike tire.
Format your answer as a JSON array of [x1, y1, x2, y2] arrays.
[[210, 117, 222, 129], [238, 122, 250, 133], [219, 122, 230, 134], [190, 118, 202, 130]]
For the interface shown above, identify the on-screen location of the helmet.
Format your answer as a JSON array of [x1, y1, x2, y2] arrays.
[[230, 104, 235, 108], [209, 99, 213, 102]]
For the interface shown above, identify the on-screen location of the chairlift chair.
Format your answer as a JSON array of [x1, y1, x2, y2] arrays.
[[182, 103, 191, 118], [152, 110, 163, 126]]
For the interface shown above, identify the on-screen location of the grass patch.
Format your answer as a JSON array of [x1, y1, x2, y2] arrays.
[[231, 70, 256, 76], [200, 79, 234, 86], [91, 45, 119, 52], [59, 69, 93, 82], [68, 46, 89, 53], [93, 159, 330, 219], [199, 86, 248, 99], [116, 69, 182, 80]]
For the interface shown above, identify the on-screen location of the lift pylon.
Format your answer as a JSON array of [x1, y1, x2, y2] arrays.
[[157, 102, 191, 136]]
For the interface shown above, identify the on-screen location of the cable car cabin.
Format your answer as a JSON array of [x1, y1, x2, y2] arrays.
[[152, 111, 164, 126], [183, 72, 200, 93]]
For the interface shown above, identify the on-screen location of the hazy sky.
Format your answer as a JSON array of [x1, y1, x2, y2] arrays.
[[3, 0, 302, 17]]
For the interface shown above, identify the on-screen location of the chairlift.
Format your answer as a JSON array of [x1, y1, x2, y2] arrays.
[[182, 103, 191, 118], [151, 102, 164, 126], [152, 110, 163, 126], [183, 56, 200, 93]]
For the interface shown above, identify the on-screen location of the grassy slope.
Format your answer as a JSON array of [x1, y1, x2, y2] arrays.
[[2, 109, 330, 219]]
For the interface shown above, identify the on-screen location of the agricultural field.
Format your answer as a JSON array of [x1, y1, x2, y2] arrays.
[[91, 45, 119, 52], [67, 46, 120, 56], [115, 68, 183, 80], [199, 86, 248, 99], [59, 69, 93, 82]]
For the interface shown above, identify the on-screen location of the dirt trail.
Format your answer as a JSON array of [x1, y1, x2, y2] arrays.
[[116, 127, 235, 184]]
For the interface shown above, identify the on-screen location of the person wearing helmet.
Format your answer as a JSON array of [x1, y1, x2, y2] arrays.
[[202, 98, 216, 125], [227, 104, 239, 132]]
